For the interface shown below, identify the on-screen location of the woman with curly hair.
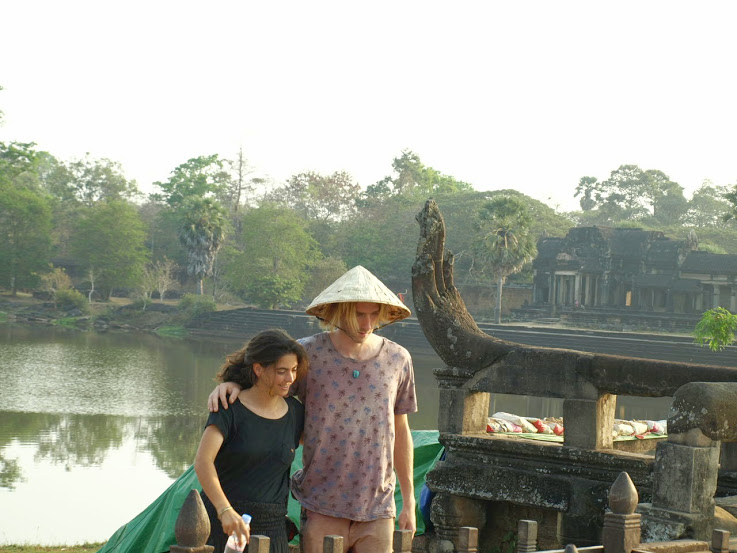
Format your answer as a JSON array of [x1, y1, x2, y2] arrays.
[[194, 328, 307, 553]]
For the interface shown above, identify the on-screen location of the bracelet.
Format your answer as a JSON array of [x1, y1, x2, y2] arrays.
[[217, 506, 233, 519]]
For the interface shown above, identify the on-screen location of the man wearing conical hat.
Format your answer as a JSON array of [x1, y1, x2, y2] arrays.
[[209, 266, 417, 553]]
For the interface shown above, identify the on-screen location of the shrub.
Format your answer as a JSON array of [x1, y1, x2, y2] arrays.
[[178, 293, 216, 320], [55, 289, 90, 314], [694, 307, 737, 351]]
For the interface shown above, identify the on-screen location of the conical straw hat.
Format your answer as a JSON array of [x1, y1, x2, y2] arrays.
[[306, 265, 411, 323]]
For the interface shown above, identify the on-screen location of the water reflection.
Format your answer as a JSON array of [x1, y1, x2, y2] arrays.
[[0, 323, 674, 545]]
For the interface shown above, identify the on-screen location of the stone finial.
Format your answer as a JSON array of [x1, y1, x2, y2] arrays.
[[457, 527, 478, 553], [248, 535, 270, 553], [517, 520, 538, 553], [711, 529, 730, 553], [393, 529, 413, 552], [609, 472, 638, 515], [323, 535, 344, 553], [564, 545, 579, 553], [170, 489, 214, 553], [603, 472, 642, 553]]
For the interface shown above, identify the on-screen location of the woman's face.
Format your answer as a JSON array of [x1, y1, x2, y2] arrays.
[[255, 353, 299, 396]]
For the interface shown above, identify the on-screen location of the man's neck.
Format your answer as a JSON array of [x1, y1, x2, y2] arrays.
[[329, 330, 382, 361]]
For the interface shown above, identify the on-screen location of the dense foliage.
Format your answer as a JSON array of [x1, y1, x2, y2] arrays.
[[693, 307, 737, 351], [2, 137, 736, 314]]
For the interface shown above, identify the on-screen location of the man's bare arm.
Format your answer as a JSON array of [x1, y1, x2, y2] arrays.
[[394, 413, 416, 534]]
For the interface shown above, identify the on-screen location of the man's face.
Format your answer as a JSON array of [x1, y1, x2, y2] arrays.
[[343, 302, 381, 343]]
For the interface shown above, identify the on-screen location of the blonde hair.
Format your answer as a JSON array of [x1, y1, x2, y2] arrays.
[[318, 302, 391, 334]]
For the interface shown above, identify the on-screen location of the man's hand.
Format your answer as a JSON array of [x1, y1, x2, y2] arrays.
[[398, 499, 417, 535], [207, 382, 242, 412]]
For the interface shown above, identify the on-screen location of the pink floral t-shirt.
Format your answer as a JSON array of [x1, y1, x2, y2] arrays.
[[290, 332, 417, 521]]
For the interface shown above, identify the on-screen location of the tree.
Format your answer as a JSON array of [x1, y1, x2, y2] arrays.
[[136, 264, 158, 310], [178, 197, 227, 295], [574, 176, 599, 211], [645, 170, 687, 225], [598, 164, 651, 220], [0, 183, 52, 294], [135, 258, 177, 309], [0, 142, 39, 182], [651, 181, 688, 225], [39, 267, 73, 309], [693, 307, 737, 351], [686, 181, 732, 228], [276, 170, 361, 223], [361, 149, 474, 205], [223, 204, 320, 308], [474, 196, 537, 323], [152, 155, 230, 208], [70, 200, 148, 300], [154, 257, 178, 301], [221, 147, 257, 213], [62, 155, 140, 207], [720, 182, 737, 224], [301, 257, 349, 304]]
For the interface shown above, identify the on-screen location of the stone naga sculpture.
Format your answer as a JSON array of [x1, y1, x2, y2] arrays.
[[411, 199, 737, 399]]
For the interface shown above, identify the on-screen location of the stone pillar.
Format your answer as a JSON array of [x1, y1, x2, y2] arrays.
[[638, 438, 721, 541], [574, 274, 581, 306], [731, 287, 737, 312], [711, 529, 730, 553], [247, 536, 270, 553], [169, 490, 214, 553], [457, 527, 479, 553], [430, 493, 486, 551], [393, 529, 413, 552], [322, 535, 343, 553], [651, 441, 720, 514], [563, 394, 616, 450], [713, 285, 720, 308], [720, 442, 737, 473], [517, 520, 538, 553], [437, 388, 490, 435], [602, 472, 641, 553], [600, 275, 609, 307]]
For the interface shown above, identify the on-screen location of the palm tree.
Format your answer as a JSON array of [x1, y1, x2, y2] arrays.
[[475, 196, 537, 324], [178, 197, 227, 295]]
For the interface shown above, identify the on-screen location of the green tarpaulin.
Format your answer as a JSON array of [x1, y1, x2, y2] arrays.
[[97, 430, 442, 553]]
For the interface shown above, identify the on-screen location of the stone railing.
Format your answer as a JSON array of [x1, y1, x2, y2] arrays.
[[513, 472, 732, 553], [169, 489, 424, 553]]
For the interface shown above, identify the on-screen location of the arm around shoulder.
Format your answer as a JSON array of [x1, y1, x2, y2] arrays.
[[207, 382, 242, 412]]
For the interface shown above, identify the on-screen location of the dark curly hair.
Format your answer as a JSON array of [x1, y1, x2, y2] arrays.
[[216, 329, 308, 389]]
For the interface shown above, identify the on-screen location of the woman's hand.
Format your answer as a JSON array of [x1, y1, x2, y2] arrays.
[[208, 382, 242, 412], [220, 509, 250, 546]]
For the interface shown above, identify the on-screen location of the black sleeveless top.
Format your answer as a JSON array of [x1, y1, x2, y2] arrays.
[[205, 395, 304, 504]]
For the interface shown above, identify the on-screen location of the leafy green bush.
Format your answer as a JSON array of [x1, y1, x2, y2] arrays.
[[693, 307, 737, 351], [178, 293, 216, 320], [55, 289, 89, 314]]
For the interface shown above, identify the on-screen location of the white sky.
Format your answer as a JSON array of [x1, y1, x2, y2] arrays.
[[1, 1, 737, 212]]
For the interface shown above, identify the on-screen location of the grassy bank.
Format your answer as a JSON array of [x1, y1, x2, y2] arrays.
[[0, 544, 103, 553]]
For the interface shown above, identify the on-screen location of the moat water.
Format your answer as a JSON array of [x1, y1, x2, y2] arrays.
[[0, 323, 671, 545]]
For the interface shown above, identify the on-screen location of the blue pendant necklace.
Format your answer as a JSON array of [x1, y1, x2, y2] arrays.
[[353, 369, 360, 378]]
